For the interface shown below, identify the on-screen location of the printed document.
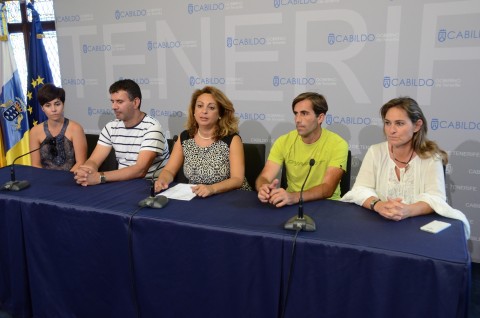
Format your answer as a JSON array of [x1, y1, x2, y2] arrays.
[[157, 183, 196, 201]]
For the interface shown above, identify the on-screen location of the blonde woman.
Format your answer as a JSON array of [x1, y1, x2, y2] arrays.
[[155, 86, 250, 197]]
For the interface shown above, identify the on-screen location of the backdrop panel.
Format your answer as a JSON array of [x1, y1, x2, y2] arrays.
[[53, 0, 480, 261]]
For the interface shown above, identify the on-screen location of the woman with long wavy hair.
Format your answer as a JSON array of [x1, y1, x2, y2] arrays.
[[155, 86, 250, 197], [342, 97, 469, 237]]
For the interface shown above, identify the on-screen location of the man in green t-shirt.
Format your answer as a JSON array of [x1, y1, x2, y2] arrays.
[[255, 92, 348, 207]]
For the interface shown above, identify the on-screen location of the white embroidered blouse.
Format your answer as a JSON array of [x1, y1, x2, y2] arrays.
[[342, 142, 470, 238]]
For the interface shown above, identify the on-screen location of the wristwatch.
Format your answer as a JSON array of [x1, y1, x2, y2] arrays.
[[99, 172, 107, 184], [370, 198, 380, 211]]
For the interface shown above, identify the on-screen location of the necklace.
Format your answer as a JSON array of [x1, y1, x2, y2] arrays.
[[197, 130, 212, 140], [391, 145, 414, 165]]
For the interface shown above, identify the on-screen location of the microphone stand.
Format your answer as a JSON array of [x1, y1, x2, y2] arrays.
[[137, 135, 175, 208], [137, 163, 169, 208], [1, 141, 49, 191], [284, 159, 316, 232]]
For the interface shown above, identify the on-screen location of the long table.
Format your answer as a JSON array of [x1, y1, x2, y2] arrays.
[[0, 166, 471, 318]]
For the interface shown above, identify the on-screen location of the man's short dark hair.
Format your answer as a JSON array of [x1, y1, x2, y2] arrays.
[[292, 92, 328, 117], [109, 79, 142, 107]]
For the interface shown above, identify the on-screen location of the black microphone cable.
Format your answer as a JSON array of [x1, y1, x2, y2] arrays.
[[127, 172, 166, 318], [126, 137, 172, 317], [279, 228, 301, 318], [279, 158, 315, 316], [127, 205, 143, 318], [127, 154, 168, 316]]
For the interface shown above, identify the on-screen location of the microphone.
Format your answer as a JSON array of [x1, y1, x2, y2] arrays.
[[1, 138, 53, 191], [138, 135, 176, 208], [284, 158, 316, 231]]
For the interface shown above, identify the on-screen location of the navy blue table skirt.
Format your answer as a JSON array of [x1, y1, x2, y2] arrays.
[[0, 166, 471, 318]]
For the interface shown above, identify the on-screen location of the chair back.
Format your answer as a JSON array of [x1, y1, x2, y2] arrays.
[[340, 150, 352, 197], [167, 137, 176, 154], [243, 143, 266, 189], [85, 134, 118, 172], [167, 136, 188, 183]]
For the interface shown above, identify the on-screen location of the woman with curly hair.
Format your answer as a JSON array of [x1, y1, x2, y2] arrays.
[[155, 86, 250, 197]]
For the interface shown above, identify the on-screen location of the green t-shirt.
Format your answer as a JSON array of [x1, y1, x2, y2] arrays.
[[268, 129, 348, 200]]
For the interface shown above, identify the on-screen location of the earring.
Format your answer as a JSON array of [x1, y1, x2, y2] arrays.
[[218, 117, 221, 120]]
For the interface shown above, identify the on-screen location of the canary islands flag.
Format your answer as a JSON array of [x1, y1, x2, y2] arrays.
[[26, 3, 54, 129], [0, 4, 30, 167]]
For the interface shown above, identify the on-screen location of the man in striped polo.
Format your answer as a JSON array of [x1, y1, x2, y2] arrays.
[[74, 79, 169, 186]]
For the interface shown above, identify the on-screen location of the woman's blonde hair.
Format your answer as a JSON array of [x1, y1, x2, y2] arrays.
[[186, 86, 239, 140]]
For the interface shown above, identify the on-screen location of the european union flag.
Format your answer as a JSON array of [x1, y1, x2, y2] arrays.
[[26, 3, 54, 129], [0, 4, 30, 167]]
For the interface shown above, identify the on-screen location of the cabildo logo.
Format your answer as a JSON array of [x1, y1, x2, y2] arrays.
[[274, 0, 318, 8], [56, 15, 81, 23], [325, 114, 372, 126], [226, 37, 266, 48], [438, 28, 480, 42], [469, 168, 480, 176], [189, 76, 225, 86], [147, 40, 181, 51], [383, 76, 434, 88], [118, 77, 151, 85], [82, 44, 112, 54], [62, 78, 85, 86], [273, 76, 319, 86], [188, 3, 224, 14], [236, 112, 266, 121], [431, 118, 480, 131], [328, 33, 375, 45], [149, 109, 184, 118], [114, 9, 147, 20], [88, 107, 114, 116]]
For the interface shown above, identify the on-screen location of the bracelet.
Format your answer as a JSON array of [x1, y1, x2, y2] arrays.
[[370, 198, 381, 211]]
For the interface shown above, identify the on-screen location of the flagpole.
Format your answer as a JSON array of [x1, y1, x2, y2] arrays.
[[26, 2, 54, 130], [0, 3, 31, 166], [0, 3, 7, 167]]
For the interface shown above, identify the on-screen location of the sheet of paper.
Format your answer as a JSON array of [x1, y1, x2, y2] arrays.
[[420, 220, 451, 234], [158, 183, 196, 201]]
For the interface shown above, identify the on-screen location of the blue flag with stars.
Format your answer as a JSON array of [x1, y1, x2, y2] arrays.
[[0, 4, 30, 167], [26, 3, 54, 128]]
